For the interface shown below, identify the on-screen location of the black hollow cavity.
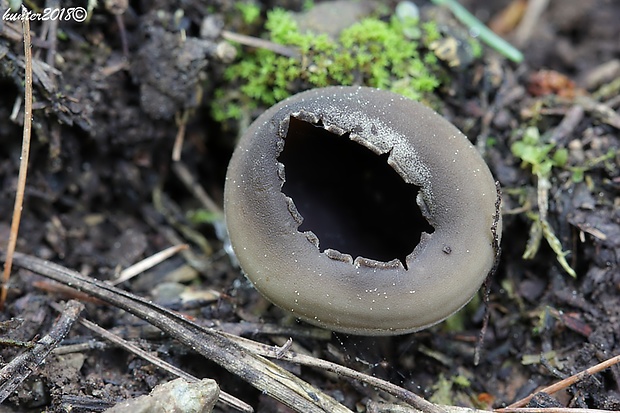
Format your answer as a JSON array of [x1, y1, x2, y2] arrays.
[[278, 117, 435, 268]]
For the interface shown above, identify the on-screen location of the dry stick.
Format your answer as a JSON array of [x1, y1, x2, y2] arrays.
[[111, 244, 189, 285], [502, 354, 620, 409], [219, 331, 447, 413], [71, 314, 253, 413], [221, 30, 300, 58], [3, 252, 355, 413], [512, 0, 550, 47], [172, 110, 189, 162], [0, 300, 84, 403], [171, 161, 223, 216], [44, 0, 59, 76], [0, 6, 33, 309]]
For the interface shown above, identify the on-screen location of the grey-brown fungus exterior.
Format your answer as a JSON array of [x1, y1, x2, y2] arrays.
[[224, 86, 501, 335]]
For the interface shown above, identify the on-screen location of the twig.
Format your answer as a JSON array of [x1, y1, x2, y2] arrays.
[[1, 5, 34, 309], [221, 30, 300, 58], [2, 251, 355, 413], [575, 96, 620, 130], [53, 340, 108, 355], [172, 110, 189, 161], [503, 354, 620, 409], [549, 106, 584, 145], [44, 0, 59, 82], [111, 244, 189, 285], [0, 300, 84, 403], [513, 0, 550, 47], [171, 161, 223, 216], [151, 187, 215, 257]]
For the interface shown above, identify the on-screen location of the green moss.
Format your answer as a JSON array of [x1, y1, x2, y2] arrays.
[[421, 21, 442, 43], [214, 7, 445, 121], [235, 2, 261, 25], [302, 0, 315, 12]]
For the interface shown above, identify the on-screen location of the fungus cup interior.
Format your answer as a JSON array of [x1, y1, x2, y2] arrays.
[[277, 116, 435, 269]]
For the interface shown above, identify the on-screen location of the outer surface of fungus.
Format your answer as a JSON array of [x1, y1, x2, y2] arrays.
[[224, 86, 501, 335]]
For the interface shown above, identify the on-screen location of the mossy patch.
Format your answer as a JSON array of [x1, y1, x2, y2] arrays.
[[213, 7, 446, 122]]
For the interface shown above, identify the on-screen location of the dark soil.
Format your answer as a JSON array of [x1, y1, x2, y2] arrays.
[[1, 0, 619, 412]]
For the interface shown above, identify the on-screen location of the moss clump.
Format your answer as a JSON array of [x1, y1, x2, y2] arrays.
[[213, 8, 444, 122], [235, 2, 261, 25]]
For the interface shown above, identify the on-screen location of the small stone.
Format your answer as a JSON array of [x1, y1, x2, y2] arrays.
[[104, 378, 219, 413]]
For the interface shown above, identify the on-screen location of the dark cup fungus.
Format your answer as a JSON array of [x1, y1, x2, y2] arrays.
[[224, 86, 501, 335]]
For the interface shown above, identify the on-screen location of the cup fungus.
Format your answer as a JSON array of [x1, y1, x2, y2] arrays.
[[224, 86, 501, 335]]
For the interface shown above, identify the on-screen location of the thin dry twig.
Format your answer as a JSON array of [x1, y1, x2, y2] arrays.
[[152, 187, 215, 257], [1, 5, 34, 309], [112, 244, 189, 285], [0, 300, 84, 403], [575, 96, 620, 130], [513, 0, 550, 47], [172, 110, 189, 161], [171, 161, 223, 216], [53, 340, 107, 355], [43, 0, 59, 81], [503, 354, 620, 409], [221, 30, 300, 58]]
